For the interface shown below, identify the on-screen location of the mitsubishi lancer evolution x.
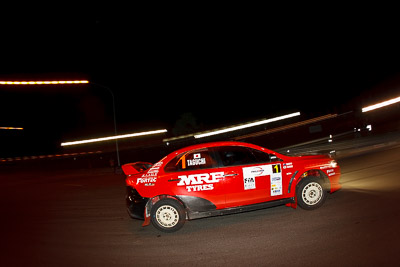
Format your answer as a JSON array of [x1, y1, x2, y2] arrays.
[[122, 141, 341, 232]]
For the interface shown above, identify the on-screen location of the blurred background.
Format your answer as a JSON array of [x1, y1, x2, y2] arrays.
[[1, 7, 399, 167]]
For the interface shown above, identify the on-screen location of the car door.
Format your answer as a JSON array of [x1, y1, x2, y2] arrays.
[[163, 148, 226, 209], [214, 146, 284, 208]]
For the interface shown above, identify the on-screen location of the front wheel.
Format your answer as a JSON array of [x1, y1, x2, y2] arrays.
[[151, 199, 186, 232], [296, 178, 327, 210]]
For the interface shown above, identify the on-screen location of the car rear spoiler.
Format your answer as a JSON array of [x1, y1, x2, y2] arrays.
[[122, 162, 153, 176]]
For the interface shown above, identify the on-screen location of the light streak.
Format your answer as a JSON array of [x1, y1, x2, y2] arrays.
[[61, 129, 168, 146], [362, 96, 400, 112], [0, 127, 24, 130], [194, 112, 301, 139], [0, 80, 89, 85]]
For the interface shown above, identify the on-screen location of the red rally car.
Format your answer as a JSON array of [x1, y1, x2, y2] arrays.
[[122, 141, 341, 232]]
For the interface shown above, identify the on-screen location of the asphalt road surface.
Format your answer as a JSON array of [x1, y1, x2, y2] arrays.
[[1, 144, 400, 266]]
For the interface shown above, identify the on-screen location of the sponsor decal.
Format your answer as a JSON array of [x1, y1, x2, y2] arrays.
[[271, 164, 282, 196], [185, 153, 207, 167], [283, 162, 293, 169], [242, 166, 268, 190], [242, 164, 282, 195], [270, 174, 282, 196], [137, 177, 157, 184], [244, 177, 256, 190], [187, 158, 206, 166], [137, 161, 163, 185], [177, 172, 224, 192], [326, 169, 336, 176], [251, 167, 264, 176]]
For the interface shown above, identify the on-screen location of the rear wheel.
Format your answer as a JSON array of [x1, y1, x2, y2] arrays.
[[296, 177, 327, 210], [151, 199, 186, 232]]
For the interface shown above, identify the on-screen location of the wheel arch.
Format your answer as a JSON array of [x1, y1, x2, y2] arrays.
[[142, 194, 187, 226], [148, 194, 186, 209], [290, 169, 331, 193]]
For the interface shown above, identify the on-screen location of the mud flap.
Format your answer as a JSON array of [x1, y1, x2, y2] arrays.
[[142, 211, 151, 226], [142, 200, 153, 227], [285, 197, 297, 209]]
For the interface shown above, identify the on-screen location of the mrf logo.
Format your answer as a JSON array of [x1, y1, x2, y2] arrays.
[[177, 172, 224, 192]]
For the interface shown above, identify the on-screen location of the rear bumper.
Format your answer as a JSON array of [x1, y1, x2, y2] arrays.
[[126, 187, 148, 220]]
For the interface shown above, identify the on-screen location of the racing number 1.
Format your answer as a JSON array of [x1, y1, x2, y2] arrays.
[[176, 152, 189, 170], [273, 164, 281, 173], [271, 164, 282, 196]]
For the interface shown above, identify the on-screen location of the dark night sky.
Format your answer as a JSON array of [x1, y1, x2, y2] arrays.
[[1, 10, 400, 156]]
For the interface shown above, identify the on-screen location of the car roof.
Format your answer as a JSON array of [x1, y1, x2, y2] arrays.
[[165, 141, 274, 158]]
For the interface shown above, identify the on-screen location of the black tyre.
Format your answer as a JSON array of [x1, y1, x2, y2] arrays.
[[296, 177, 327, 210], [151, 199, 186, 232]]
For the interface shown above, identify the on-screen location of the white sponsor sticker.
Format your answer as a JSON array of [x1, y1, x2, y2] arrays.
[[242, 164, 282, 195], [244, 176, 256, 190], [187, 153, 207, 166], [187, 158, 206, 166], [242, 165, 269, 190], [270, 173, 282, 196]]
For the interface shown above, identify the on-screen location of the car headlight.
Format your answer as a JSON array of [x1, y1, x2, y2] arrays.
[[330, 160, 338, 168]]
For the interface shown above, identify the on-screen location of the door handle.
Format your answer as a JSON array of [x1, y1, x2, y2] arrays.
[[168, 178, 181, 182], [224, 173, 238, 177]]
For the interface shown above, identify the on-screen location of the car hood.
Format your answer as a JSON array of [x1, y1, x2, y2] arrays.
[[288, 154, 335, 170], [294, 154, 331, 160]]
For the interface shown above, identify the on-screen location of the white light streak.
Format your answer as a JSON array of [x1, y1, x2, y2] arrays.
[[61, 129, 168, 146], [362, 96, 400, 112], [194, 112, 301, 139], [0, 80, 89, 85]]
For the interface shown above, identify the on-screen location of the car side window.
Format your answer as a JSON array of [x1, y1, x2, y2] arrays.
[[251, 149, 283, 162], [251, 149, 272, 163], [164, 148, 217, 172], [214, 146, 282, 167], [214, 146, 261, 167]]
